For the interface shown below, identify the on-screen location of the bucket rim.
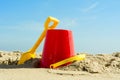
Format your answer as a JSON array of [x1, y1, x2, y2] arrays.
[[48, 29, 72, 32]]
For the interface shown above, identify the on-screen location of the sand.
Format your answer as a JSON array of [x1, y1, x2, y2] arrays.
[[0, 50, 120, 80]]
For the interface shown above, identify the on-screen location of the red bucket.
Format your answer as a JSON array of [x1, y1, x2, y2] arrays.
[[40, 29, 75, 68]]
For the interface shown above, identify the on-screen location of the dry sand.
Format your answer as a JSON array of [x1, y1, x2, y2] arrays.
[[0, 50, 120, 80]]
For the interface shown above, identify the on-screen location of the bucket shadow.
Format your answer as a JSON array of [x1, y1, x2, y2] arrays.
[[0, 58, 40, 69]]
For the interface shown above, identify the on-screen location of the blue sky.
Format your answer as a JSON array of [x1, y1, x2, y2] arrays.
[[0, 0, 120, 54]]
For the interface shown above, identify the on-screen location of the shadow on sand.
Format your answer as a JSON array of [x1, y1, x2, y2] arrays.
[[0, 58, 40, 69]]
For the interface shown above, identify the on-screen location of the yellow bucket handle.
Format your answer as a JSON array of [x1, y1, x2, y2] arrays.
[[50, 54, 86, 68]]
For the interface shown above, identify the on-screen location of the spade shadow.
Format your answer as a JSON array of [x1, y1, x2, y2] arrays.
[[0, 58, 40, 69]]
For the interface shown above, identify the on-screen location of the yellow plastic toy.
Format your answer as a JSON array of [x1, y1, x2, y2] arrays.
[[18, 16, 59, 64], [50, 54, 86, 68]]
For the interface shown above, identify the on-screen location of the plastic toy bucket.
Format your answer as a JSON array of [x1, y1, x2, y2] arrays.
[[40, 29, 75, 68]]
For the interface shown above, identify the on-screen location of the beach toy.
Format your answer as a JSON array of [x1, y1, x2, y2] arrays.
[[50, 54, 86, 68], [18, 16, 59, 64], [40, 29, 85, 68]]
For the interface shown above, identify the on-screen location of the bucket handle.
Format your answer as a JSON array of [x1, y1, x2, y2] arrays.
[[50, 54, 86, 68]]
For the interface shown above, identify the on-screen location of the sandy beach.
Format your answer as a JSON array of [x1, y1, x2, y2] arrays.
[[0, 69, 120, 80], [0, 50, 120, 80]]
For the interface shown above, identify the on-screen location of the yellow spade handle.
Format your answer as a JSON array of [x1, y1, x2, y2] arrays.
[[44, 16, 59, 30], [30, 16, 59, 52], [50, 54, 86, 68]]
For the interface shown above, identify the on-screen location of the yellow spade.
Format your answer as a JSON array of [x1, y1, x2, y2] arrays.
[[18, 16, 59, 64]]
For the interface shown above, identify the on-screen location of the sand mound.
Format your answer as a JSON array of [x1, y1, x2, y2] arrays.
[[0, 50, 41, 68], [59, 53, 120, 73], [0, 50, 120, 73]]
